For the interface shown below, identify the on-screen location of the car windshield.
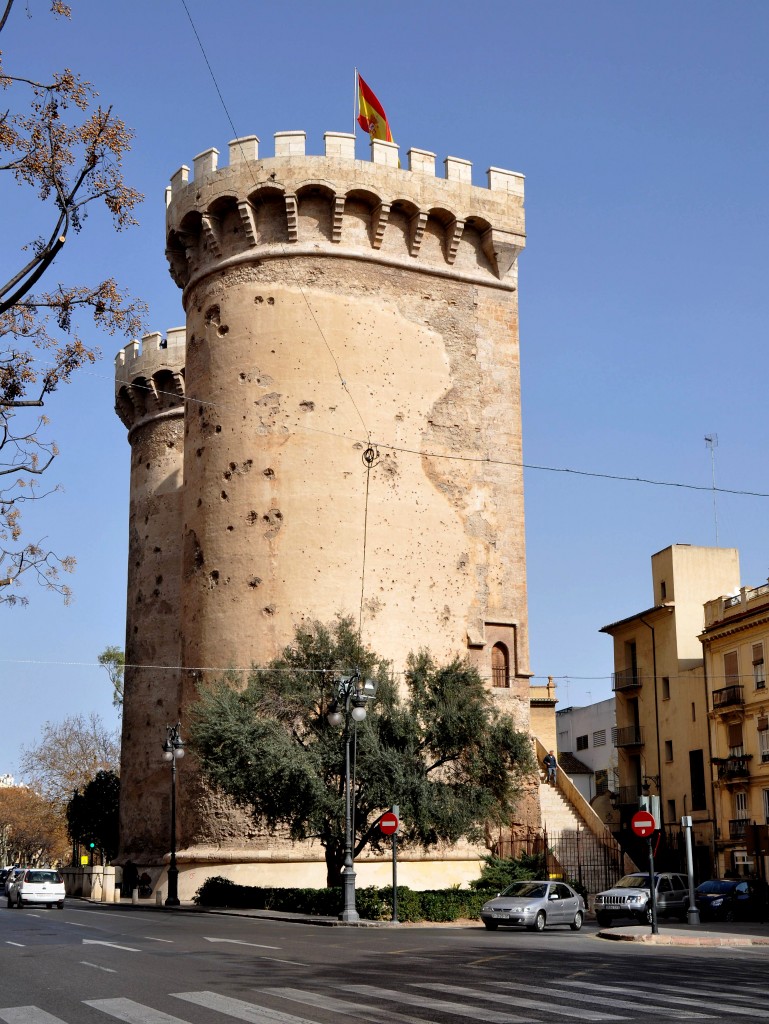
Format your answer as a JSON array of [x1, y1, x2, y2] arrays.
[[614, 875, 652, 890], [500, 882, 549, 899], [697, 880, 734, 895], [26, 871, 61, 883]]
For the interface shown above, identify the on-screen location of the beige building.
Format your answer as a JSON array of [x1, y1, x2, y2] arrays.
[[114, 130, 535, 896], [701, 580, 769, 879], [601, 544, 740, 875]]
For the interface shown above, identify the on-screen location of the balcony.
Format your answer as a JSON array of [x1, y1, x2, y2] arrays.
[[617, 785, 642, 806], [612, 725, 644, 748], [729, 818, 750, 841], [713, 755, 752, 783], [612, 668, 642, 692], [712, 685, 744, 711]]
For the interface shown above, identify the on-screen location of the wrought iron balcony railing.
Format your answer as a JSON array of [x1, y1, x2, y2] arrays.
[[713, 755, 752, 782], [612, 725, 644, 748], [729, 818, 750, 840], [712, 685, 744, 710], [612, 668, 642, 692]]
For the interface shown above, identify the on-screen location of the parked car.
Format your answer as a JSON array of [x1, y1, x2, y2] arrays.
[[480, 880, 586, 932], [3, 867, 24, 897], [0, 867, 13, 892], [594, 872, 690, 926], [695, 878, 767, 922], [8, 868, 65, 909]]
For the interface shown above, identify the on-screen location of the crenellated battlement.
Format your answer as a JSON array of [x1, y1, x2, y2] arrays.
[[165, 131, 526, 297], [114, 328, 186, 433]]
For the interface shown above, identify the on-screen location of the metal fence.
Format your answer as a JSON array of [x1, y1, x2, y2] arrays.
[[490, 826, 625, 895]]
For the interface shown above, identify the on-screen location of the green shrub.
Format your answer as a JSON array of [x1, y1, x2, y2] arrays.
[[192, 877, 487, 922]]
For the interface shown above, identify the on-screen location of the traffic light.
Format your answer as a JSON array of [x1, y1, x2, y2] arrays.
[[89, 842, 95, 850]]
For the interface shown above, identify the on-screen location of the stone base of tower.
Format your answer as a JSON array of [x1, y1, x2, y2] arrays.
[[137, 844, 488, 904]]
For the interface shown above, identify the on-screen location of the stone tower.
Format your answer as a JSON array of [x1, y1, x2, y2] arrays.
[[115, 130, 531, 895]]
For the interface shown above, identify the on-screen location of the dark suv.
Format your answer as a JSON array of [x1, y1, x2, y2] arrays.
[[594, 872, 690, 926]]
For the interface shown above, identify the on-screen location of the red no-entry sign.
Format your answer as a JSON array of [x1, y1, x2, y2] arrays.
[[380, 812, 399, 835], [631, 810, 656, 837]]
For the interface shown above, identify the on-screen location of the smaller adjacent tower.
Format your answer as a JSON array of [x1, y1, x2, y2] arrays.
[[114, 329, 185, 859]]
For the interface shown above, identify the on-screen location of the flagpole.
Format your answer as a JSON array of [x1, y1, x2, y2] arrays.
[[353, 67, 358, 139]]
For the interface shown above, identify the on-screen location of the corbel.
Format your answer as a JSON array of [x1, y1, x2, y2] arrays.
[[409, 211, 428, 257], [284, 193, 299, 242], [332, 195, 346, 243], [370, 202, 391, 249], [237, 200, 258, 247], [445, 218, 465, 265], [200, 214, 222, 257], [481, 227, 524, 280]]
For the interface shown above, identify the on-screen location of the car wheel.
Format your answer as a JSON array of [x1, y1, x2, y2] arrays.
[[483, 920, 499, 930], [678, 901, 689, 922], [46, 903, 51, 909], [16, 896, 23, 908], [638, 905, 652, 925], [723, 907, 735, 923], [570, 910, 584, 931], [528, 910, 546, 932], [57, 901, 64, 910], [596, 911, 613, 927], [6, 897, 12, 909]]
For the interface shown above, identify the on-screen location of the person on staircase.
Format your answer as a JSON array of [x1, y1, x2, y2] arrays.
[[543, 749, 558, 786]]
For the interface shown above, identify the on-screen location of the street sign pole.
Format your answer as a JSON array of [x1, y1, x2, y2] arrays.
[[392, 831, 398, 923], [647, 834, 659, 935], [379, 805, 400, 924]]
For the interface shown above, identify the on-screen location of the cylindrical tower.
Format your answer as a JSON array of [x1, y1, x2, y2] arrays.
[[116, 130, 532, 891], [114, 329, 185, 859]]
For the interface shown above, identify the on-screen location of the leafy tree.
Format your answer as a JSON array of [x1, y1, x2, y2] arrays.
[[191, 617, 534, 887], [0, 783, 68, 864], [19, 712, 120, 803], [0, 1, 145, 605], [98, 645, 124, 710], [66, 769, 119, 862]]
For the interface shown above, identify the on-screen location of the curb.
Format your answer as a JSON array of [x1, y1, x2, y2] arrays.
[[598, 928, 769, 947]]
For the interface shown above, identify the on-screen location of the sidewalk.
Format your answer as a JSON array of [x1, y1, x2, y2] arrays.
[[89, 897, 769, 940], [597, 921, 769, 947]]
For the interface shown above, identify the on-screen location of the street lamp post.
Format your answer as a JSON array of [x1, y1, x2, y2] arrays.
[[327, 672, 377, 922], [162, 722, 185, 906]]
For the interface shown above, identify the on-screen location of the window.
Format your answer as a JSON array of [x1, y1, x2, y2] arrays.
[[758, 724, 769, 764], [754, 644, 766, 690], [689, 749, 707, 811], [691, 702, 696, 722], [592, 729, 606, 747], [660, 580, 667, 601], [734, 791, 748, 818], [664, 739, 673, 762], [667, 800, 676, 824], [763, 789, 769, 825], [724, 651, 739, 687], [491, 643, 509, 688], [595, 769, 608, 795], [576, 734, 588, 751], [661, 677, 670, 700]]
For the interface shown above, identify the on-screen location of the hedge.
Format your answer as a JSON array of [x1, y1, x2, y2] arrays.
[[193, 876, 491, 922]]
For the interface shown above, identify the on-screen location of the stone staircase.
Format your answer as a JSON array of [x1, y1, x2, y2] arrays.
[[534, 737, 633, 896]]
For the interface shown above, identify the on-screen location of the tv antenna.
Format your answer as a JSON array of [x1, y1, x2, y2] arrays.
[[704, 434, 719, 545]]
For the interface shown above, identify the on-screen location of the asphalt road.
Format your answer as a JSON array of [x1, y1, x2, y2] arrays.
[[1, 901, 767, 1023]]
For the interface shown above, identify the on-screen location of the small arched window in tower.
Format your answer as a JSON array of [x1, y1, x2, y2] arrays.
[[491, 642, 510, 689]]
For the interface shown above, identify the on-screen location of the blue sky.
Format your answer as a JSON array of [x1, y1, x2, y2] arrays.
[[2, 0, 768, 773]]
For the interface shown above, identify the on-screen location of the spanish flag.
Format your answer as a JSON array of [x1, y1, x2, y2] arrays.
[[357, 72, 394, 143]]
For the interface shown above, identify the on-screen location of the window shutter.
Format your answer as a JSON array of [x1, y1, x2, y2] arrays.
[[757, 716, 768, 732], [728, 723, 744, 748]]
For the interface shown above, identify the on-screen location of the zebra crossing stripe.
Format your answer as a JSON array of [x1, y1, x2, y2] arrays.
[[413, 982, 627, 1021], [342, 983, 536, 1023], [556, 980, 768, 1019], [487, 982, 715, 1020], [0, 1009, 68, 1024], [83, 998, 192, 1024], [260, 985, 445, 1024], [172, 991, 320, 1024]]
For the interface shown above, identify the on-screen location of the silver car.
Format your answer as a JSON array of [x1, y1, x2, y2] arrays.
[[480, 880, 586, 932]]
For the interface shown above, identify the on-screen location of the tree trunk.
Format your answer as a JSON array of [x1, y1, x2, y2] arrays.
[[325, 842, 344, 888]]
